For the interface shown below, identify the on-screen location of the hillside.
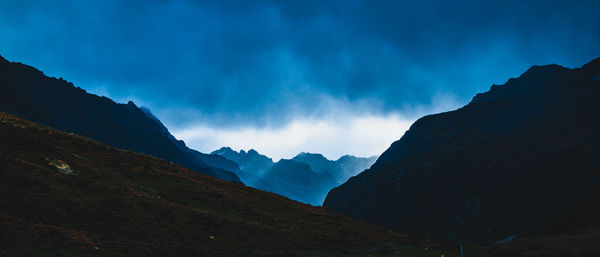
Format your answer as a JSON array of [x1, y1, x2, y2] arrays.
[[324, 57, 600, 249], [0, 111, 480, 257], [0, 55, 240, 182]]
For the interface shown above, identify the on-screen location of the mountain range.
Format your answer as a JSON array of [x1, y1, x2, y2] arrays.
[[0, 53, 377, 205], [0, 54, 241, 182], [324, 57, 600, 249], [212, 147, 377, 205], [3, 52, 600, 256]]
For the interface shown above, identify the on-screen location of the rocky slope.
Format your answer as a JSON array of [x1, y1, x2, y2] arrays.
[[0, 55, 240, 182], [324, 57, 600, 245]]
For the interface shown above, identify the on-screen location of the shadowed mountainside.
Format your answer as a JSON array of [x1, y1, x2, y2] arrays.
[[324, 57, 600, 251], [212, 147, 377, 205], [0, 55, 240, 182], [0, 111, 482, 257]]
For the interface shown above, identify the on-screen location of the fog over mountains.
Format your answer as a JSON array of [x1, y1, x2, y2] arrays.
[[0, 53, 377, 206], [2, 48, 600, 256], [2, 0, 600, 255], [212, 147, 376, 205]]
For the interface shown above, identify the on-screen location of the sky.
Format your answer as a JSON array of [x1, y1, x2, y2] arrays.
[[1, 0, 599, 160]]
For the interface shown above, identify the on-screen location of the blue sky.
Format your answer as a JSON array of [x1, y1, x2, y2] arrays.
[[1, 0, 599, 159]]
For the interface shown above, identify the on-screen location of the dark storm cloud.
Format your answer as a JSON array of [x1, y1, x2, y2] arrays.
[[1, 0, 599, 127]]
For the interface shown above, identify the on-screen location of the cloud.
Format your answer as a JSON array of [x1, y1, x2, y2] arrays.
[[0, 0, 599, 157], [1, 1, 599, 124], [172, 95, 460, 160], [173, 113, 414, 161]]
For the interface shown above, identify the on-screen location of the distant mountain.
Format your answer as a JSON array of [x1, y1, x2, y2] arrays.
[[213, 148, 377, 205], [0, 54, 240, 182], [0, 111, 420, 257], [324, 57, 600, 244], [211, 147, 274, 184], [334, 155, 380, 183], [293, 152, 378, 184], [254, 159, 334, 205], [292, 152, 333, 173]]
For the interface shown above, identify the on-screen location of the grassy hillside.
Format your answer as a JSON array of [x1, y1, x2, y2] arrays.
[[0, 112, 476, 257]]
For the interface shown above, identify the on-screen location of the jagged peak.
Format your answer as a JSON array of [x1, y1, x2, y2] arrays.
[[518, 63, 569, 80], [469, 61, 576, 105], [211, 146, 236, 155], [218, 146, 234, 151]]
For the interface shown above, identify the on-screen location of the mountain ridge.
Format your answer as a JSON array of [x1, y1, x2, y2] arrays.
[[0, 54, 241, 182], [212, 147, 377, 205]]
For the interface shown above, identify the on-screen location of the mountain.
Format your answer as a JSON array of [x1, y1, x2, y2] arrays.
[[334, 155, 379, 183], [293, 152, 378, 184], [211, 147, 274, 184], [1, 111, 485, 257], [254, 159, 335, 206], [292, 152, 334, 173], [0, 54, 241, 182], [324, 57, 600, 248], [213, 148, 377, 205]]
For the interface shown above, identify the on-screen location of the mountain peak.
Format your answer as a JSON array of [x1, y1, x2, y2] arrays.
[[293, 152, 328, 161], [211, 146, 235, 155], [469, 62, 576, 105]]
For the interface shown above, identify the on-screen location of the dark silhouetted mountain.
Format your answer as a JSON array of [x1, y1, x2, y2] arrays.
[[0, 54, 240, 182], [324, 57, 600, 244], [0, 111, 425, 257], [213, 148, 377, 205]]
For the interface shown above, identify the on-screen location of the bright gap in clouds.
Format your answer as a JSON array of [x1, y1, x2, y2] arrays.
[[173, 114, 416, 161], [169, 95, 462, 161]]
